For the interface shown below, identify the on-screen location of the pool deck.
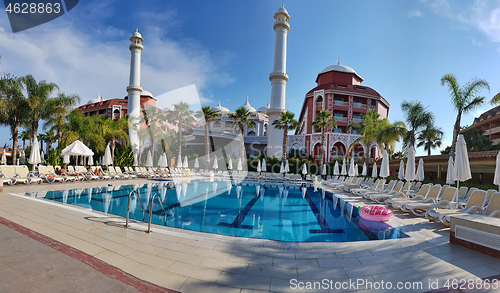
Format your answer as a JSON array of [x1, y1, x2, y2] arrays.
[[1, 178, 500, 293]]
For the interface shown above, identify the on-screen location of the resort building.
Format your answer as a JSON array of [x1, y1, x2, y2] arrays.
[[461, 105, 500, 145], [78, 92, 156, 121], [189, 96, 270, 158], [294, 60, 390, 162]]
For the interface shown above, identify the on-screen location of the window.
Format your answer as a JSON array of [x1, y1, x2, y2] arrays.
[[247, 131, 256, 136], [334, 113, 343, 118], [334, 128, 342, 133], [113, 108, 120, 118], [352, 129, 357, 135], [213, 121, 221, 128]]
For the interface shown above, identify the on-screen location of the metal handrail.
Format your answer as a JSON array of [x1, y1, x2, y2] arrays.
[[125, 189, 145, 228], [147, 192, 166, 233]]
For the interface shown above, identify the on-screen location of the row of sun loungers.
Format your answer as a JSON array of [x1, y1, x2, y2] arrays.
[[343, 178, 500, 226]]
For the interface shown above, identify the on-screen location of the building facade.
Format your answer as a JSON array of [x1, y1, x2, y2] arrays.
[[461, 105, 500, 145], [293, 60, 390, 162]]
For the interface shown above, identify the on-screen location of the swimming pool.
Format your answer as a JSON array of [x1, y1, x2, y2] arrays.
[[25, 179, 407, 242]]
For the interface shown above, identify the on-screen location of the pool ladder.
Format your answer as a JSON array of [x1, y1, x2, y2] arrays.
[[125, 189, 167, 233]]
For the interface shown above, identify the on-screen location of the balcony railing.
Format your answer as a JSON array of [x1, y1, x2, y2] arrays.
[[333, 116, 347, 122], [352, 118, 362, 123], [353, 103, 366, 109], [334, 100, 348, 107]]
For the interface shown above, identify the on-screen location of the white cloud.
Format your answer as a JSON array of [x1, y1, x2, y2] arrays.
[[408, 10, 423, 18], [0, 2, 234, 110]]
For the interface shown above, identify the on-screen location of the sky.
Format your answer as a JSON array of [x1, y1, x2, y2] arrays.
[[1, 0, 500, 156]]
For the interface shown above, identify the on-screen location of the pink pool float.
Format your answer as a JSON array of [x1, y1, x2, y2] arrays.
[[359, 205, 393, 222]]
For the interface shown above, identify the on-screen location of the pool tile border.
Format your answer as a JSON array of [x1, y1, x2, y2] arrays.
[[0, 215, 179, 293]]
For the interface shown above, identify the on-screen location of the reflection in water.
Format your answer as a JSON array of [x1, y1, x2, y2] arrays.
[[34, 179, 407, 243]]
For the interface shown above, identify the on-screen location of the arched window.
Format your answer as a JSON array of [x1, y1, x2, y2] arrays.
[[316, 96, 323, 111], [247, 131, 256, 136], [113, 108, 120, 118], [213, 121, 221, 128]]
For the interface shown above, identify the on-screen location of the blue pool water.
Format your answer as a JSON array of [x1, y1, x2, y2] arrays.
[[26, 179, 407, 242]]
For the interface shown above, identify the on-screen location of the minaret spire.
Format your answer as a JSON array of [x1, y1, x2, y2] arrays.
[[338, 57, 341, 65], [126, 28, 144, 153], [267, 5, 290, 159]]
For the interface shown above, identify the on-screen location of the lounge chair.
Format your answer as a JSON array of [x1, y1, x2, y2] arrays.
[[351, 179, 383, 196], [365, 181, 402, 200], [48, 165, 76, 182], [460, 192, 500, 218], [371, 181, 413, 203], [359, 180, 392, 198], [405, 187, 457, 217], [458, 187, 478, 204], [15, 165, 42, 184], [410, 181, 422, 192], [387, 184, 432, 208], [76, 166, 99, 180], [0, 166, 24, 185], [430, 190, 487, 224], [38, 166, 65, 183], [397, 185, 442, 211], [486, 189, 497, 202]]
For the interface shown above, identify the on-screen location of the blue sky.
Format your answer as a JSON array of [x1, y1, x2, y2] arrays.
[[1, 0, 500, 156]]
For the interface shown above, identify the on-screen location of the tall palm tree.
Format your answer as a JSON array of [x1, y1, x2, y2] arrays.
[[166, 102, 195, 158], [0, 74, 29, 165], [43, 129, 57, 154], [378, 100, 433, 154], [61, 109, 105, 153], [37, 133, 47, 154], [230, 108, 254, 161], [272, 110, 299, 161], [311, 110, 337, 167], [347, 110, 381, 162], [417, 125, 443, 156], [195, 106, 219, 168], [21, 74, 59, 146], [441, 73, 489, 157], [44, 93, 80, 154], [376, 119, 406, 155], [141, 106, 166, 161]]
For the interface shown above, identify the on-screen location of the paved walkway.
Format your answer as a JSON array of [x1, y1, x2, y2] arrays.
[[1, 178, 500, 292]]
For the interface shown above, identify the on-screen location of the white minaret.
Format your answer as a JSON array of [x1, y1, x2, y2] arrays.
[[127, 28, 144, 151], [267, 4, 290, 158]]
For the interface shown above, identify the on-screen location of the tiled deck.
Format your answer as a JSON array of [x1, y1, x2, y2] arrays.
[[1, 178, 500, 293]]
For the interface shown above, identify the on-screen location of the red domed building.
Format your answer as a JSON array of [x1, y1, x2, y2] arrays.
[[293, 60, 390, 162]]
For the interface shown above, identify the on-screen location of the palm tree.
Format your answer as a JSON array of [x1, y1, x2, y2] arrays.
[[378, 101, 433, 155], [37, 133, 47, 154], [441, 74, 489, 157], [347, 110, 381, 162], [272, 110, 299, 161], [311, 110, 337, 167], [375, 118, 406, 155], [230, 108, 254, 161], [44, 93, 80, 154], [20, 129, 31, 150], [166, 102, 195, 158], [417, 125, 443, 156], [141, 106, 166, 161], [21, 74, 59, 146], [104, 117, 129, 160], [195, 106, 219, 168], [61, 109, 105, 153], [0, 74, 29, 165], [43, 129, 57, 154]]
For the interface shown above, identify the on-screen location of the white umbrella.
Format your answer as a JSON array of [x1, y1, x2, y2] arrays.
[[361, 162, 367, 176], [333, 161, 339, 175], [176, 154, 182, 168], [405, 146, 416, 181], [183, 156, 188, 168], [446, 156, 455, 185], [453, 134, 471, 189], [61, 140, 94, 157], [133, 153, 138, 167], [29, 136, 41, 171], [157, 153, 164, 167], [301, 163, 307, 175], [1, 151, 6, 165], [416, 158, 425, 181], [213, 158, 218, 169], [103, 144, 113, 166], [146, 150, 153, 168], [322, 164, 327, 175], [257, 160, 261, 172], [341, 158, 347, 175], [261, 159, 267, 172], [40, 151, 44, 163], [237, 158, 243, 171], [20, 151, 25, 164], [372, 162, 378, 177], [348, 157, 355, 177], [379, 149, 390, 178], [194, 157, 199, 169], [88, 156, 94, 166], [63, 155, 70, 164], [228, 158, 233, 170], [398, 160, 405, 180], [355, 163, 359, 176], [280, 161, 285, 173], [285, 160, 290, 173], [494, 152, 500, 191]]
